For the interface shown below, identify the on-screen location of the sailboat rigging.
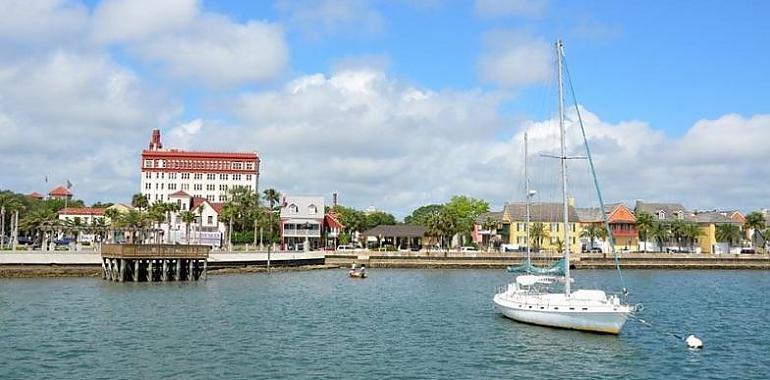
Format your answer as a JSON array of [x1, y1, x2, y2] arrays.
[[492, 40, 633, 334]]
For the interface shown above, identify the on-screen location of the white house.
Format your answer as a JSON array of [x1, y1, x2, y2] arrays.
[[280, 195, 325, 251], [165, 190, 226, 247]]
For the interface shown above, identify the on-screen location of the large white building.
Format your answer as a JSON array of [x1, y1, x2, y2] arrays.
[[140, 129, 260, 204]]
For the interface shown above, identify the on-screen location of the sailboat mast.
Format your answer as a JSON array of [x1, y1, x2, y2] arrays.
[[557, 39, 571, 296], [524, 132, 531, 269]]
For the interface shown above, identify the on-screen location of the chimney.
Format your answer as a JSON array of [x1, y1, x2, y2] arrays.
[[332, 192, 338, 207], [149, 129, 163, 151]]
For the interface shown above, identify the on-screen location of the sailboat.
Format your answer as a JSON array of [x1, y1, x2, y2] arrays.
[[493, 40, 633, 334]]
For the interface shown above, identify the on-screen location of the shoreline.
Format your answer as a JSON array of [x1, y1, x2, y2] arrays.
[[0, 264, 340, 279]]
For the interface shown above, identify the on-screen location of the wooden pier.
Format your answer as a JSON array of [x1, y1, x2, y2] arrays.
[[101, 244, 210, 282]]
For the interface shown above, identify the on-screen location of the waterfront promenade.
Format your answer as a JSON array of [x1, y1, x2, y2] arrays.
[[1, 249, 768, 277]]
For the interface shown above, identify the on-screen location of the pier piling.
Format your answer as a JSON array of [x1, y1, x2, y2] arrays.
[[100, 244, 209, 283]]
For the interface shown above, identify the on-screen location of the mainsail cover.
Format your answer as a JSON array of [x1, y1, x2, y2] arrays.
[[507, 258, 566, 276]]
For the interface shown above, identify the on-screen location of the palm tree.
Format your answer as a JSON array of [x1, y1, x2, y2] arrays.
[[104, 208, 123, 243], [481, 218, 498, 252], [715, 223, 742, 254], [20, 209, 56, 245], [148, 203, 167, 243], [529, 222, 549, 253], [131, 193, 149, 211], [162, 202, 180, 243], [680, 223, 702, 253], [635, 211, 654, 252], [121, 209, 148, 243], [744, 211, 766, 250], [580, 223, 608, 251], [669, 220, 687, 251], [263, 188, 281, 251], [649, 222, 671, 252], [178, 210, 197, 244]]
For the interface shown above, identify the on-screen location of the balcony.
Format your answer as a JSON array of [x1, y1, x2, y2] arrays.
[[611, 226, 637, 238]]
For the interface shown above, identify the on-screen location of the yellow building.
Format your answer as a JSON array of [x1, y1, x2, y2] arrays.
[[503, 202, 581, 254]]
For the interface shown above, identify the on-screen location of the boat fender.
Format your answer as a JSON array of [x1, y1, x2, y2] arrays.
[[633, 303, 644, 313], [685, 335, 703, 349]]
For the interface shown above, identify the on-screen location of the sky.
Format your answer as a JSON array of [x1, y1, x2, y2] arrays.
[[0, 0, 769, 218]]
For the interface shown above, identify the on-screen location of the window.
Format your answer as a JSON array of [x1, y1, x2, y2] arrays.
[[308, 204, 318, 214], [219, 174, 228, 180], [245, 163, 254, 170], [144, 159, 153, 168], [169, 184, 177, 190], [168, 173, 177, 179], [160, 183, 164, 190], [181, 173, 190, 180], [194, 173, 203, 180], [246, 174, 252, 181], [658, 210, 665, 220], [207, 216, 213, 225], [232, 162, 243, 170], [194, 184, 202, 191], [145, 172, 151, 179], [206, 184, 215, 191], [551, 223, 559, 232], [219, 184, 228, 191], [233, 174, 242, 181], [160, 172, 165, 179], [207, 194, 215, 201], [181, 184, 189, 190], [288, 204, 299, 214], [207, 173, 215, 180], [145, 183, 151, 189], [219, 195, 228, 202]]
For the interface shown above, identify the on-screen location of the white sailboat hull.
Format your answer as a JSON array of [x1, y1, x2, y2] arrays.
[[493, 291, 631, 334]]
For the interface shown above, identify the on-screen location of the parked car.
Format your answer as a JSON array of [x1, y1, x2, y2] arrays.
[[336, 245, 355, 251], [740, 248, 756, 254], [16, 236, 34, 245], [53, 237, 75, 246], [460, 246, 478, 252]]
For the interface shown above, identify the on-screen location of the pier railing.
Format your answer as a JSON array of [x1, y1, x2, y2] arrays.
[[101, 244, 210, 259]]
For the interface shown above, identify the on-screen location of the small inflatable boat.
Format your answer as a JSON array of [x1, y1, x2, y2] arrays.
[[348, 269, 367, 278]]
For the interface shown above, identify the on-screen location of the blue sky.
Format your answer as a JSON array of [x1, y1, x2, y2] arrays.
[[1, 0, 768, 216]]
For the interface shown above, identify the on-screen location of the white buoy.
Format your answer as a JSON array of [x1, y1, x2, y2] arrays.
[[685, 335, 703, 349]]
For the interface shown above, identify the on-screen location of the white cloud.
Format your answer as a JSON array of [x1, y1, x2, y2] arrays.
[[474, 0, 548, 18], [0, 50, 175, 202], [0, 0, 88, 46], [275, 0, 384, 39], [91, 0, 198, 43], [132, 15, 288, 87], [91, 0, 288, 87], [478, 30, 552, 89]]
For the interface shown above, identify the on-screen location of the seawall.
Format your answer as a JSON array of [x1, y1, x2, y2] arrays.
[[325, 252, 770, 270]]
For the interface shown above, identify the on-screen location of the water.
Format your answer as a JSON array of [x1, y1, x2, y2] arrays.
[[1, 269, 768, 379]]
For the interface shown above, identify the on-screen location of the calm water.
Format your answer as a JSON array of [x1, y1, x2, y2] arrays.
[[1, 269, 768, 379]]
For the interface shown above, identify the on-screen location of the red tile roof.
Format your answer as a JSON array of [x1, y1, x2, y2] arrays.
[[210, 202, 225, 214], [169, 190, 191, 197], [28, 192, 44, 199], [48, 186, 72, 196], [59, 207, 105, 216], [189, 197, 224, 215], [324, 213, 344, 229]]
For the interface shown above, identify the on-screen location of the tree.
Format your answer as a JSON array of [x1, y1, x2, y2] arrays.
[[262, 188, 281, 246], [178, 210, 197, 244], [680, 223, 702, 253], [635, 211, 654, 252], [404, 204, 443, 226], [481, 218, 498, 252], [364, 211, 397, 231], [426, 207, 458, 254], [121, 209, 148, 243], [131, 193, 149, 211], [580, 223, 608, 251], [443, 195, 490, 245], [744, 211, 766, 249], [669, 220, 687, 251], [529, 222, 549, 253], [148, 203, 167, 243], [104, 208, 123, 243], [649, 222, 671, 252], [715, 223, 742, 254]]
